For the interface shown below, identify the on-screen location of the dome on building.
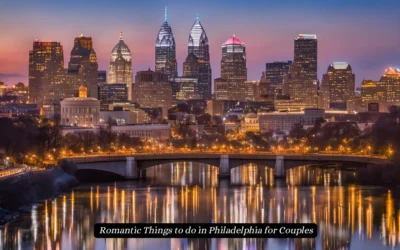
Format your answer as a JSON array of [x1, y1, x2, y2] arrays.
[[245, 113, 257, 119], [222, 34, 245, 46], [156, 7, 176, 48], [111, 31, 132, 62], [188, 15, 208, 47]]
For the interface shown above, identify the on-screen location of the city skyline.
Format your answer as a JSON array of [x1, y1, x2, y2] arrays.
[[0, 0, 399, 86]]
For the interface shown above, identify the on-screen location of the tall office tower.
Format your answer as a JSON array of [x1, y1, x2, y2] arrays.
[[361, 80, 378, 111], [155, 7, 177, 81], [221, 34, 247, 81], [108, 31, 133, 100], [321, 62, 355, 110], [376, 67, 400, 111], [133, 69, 172, 117], [265, 61, 292, 97], [67, 35, 99, 99], [183, 15, 212, 100], [29, 41, 64, 105], [284, 34, 318, 107], [98, 70, 107, 85]]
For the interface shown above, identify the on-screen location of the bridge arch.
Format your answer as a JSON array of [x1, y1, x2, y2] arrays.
[[75, 169, 126, 181], [137, 158, 221, 169]]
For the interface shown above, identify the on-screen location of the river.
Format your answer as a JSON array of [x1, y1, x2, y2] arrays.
[[0, 163, 399, 250]]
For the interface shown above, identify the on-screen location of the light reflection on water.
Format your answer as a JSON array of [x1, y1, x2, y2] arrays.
[[0, 163, 399, 250]]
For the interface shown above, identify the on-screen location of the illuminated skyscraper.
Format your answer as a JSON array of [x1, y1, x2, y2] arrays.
[[183, 15, 212, 99], [376, 67, 400, 111], [214, 34, 248, 101], [155, 7, 177, 81], [221, 34, 247, 81], [321, 62, 355, 110], [108, 31, 133, 100], [28, 41, 64, 105], [67, 35, 99, 99], [284, 34, 318, 107]]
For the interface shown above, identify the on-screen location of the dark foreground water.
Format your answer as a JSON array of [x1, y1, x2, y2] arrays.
[[1, 163, 400, 250]]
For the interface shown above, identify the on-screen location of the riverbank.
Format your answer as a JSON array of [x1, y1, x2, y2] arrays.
[[0, 167, 79, 225]]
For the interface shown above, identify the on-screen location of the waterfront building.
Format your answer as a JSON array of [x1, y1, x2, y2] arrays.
[[28, 41, 65, 105], [283, 34, 318, 107], [60, 85, 100, 127], [133, 70, 172, 117], [321, 62, 355, 110], [258, 108, 324, 133], [108, 31, 133, 100], [265, 61, 292, 97], [98, 83, 128, 110], [183, 15, 212, 99], [67, 35, 99, 99], [62, 124, 170, 141], [155, 7, 177, 81]]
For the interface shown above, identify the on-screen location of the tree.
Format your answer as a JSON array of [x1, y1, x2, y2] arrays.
[[289, 124, 308, 140], [97, 126, 117, 151]]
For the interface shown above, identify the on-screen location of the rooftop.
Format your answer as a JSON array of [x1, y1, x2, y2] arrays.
[[331, 62, 350, 70], [222, 34, 245, 46], [296, 34, 317, 40]]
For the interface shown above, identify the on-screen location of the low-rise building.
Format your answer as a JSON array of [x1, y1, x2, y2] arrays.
[[99, 110, 151, 125], [62, 123, 171, 141], [240, 113, 259, 133], [258, 108, 324, 133], [60, 86, 100, 127]]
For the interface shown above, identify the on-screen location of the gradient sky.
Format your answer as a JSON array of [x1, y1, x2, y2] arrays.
[[0, 0, 399, 87]]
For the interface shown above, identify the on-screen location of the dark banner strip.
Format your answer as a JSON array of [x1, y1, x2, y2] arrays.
[[94, 223, 317, 238]]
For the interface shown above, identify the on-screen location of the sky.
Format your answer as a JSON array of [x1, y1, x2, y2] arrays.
[[0, 0, 399, 87]]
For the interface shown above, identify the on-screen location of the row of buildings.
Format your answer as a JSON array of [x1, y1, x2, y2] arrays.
[[26, 8, 400, 119]]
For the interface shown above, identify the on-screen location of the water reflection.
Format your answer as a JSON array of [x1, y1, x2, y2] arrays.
[[0, 163, 399, 250]]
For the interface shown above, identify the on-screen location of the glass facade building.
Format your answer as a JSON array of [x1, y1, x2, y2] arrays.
[[184, 16, 212, 100], [155, 7, 177, 81]]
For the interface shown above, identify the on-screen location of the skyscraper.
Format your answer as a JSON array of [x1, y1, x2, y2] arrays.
[[28, 41, 64, 105], [221, 34, 247, 81], [214, 34, 248, 101], [108, 31, 133, 100], [183, 15, 212, 99], [155, 7, 177, 81], [283, 34, 318, 107], [376, 67, 400, 111], [67, 35, 99, 99], [321, 62, 355, 110], [265, 61, 292, 97]]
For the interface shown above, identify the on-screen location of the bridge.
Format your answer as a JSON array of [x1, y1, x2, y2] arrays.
[[58, 153, 391, 180]]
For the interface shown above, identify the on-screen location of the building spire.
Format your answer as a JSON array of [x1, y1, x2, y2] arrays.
[[120, 31, 123, 40], [164, 7, 168, 23], [196, 14, 199, 21]]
